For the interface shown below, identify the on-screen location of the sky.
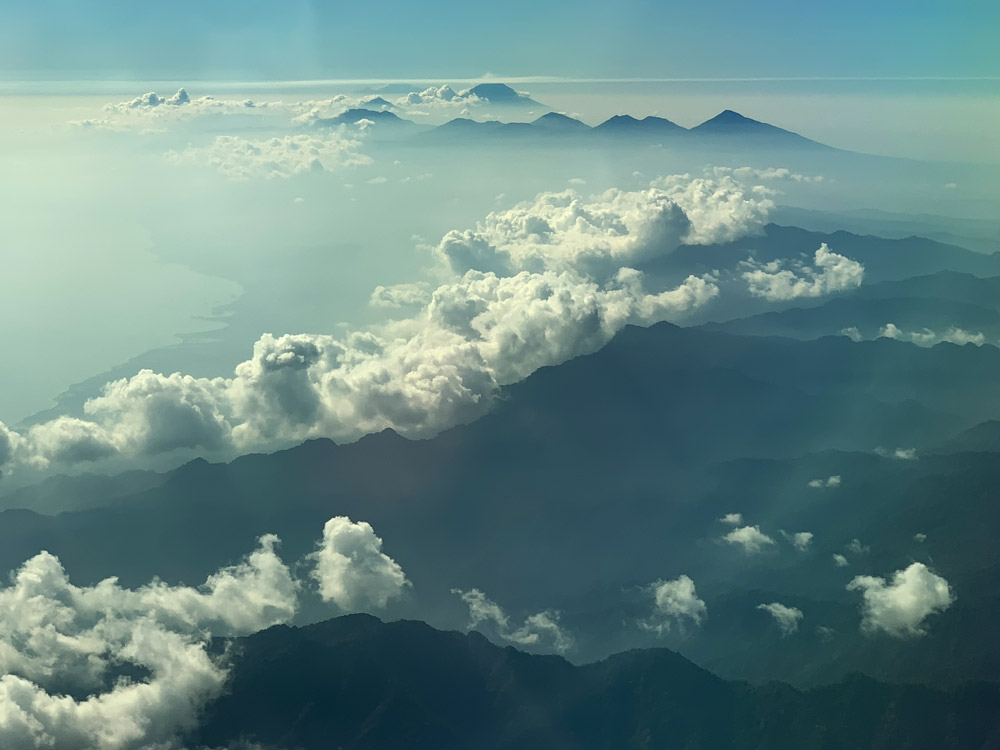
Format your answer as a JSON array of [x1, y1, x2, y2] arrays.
[[1, 0, 999, 80], [0, 6, 998, 747]]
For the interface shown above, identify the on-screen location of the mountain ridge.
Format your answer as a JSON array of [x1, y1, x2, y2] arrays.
[[193, 613, 1000, 750]]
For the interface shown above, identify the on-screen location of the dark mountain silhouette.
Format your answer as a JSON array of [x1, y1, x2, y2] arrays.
[[192, 614, 1000, 750], [530, 111, 591, 132], [413, 109, 838, 149], [594, 113, 686, 136], [358, 95, 395, 110], [691, 109, 829, 149], [940, 419, 1000, 453], [319, 108, 409, 126], [424, 112, 590, 141]]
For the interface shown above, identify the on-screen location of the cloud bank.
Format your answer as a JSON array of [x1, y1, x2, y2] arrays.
[[2, 174, 782, 475], [878, 323, 986, 347], [166, 132, 370, 181], [0, 536, 295, 750]]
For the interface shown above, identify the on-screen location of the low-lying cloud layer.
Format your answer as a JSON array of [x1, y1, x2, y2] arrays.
[[2, 173, 795, 475], [166, 132, 370, 181], [452, 588, 573, 653], [878, 323, 986, 347]]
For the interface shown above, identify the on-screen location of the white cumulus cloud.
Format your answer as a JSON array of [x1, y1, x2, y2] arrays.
[[741, 244, 864, 301], [721, 525, 776, 554], [639, 574, 707, 635], [847, 563, 953, 637], [808, 475, 840, 488], [309, 517, 410, 612]]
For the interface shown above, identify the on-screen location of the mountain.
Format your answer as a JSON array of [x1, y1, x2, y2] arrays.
[[420, 109, 841, 150], [192, 614, 1000, 750], [319, 108, 410, 126], [698, 271, 1000, 342], [594, 113, 686, 137], [464, 83, 541, 106], [691, 109, 828, 149], [940, 419, 1000, 453], [647, 224, 1000, 286], [4, 322, 1000, 685], [424, 112, 590, 142], [358, 95, 395, 110], [530, 111, 591, 133]]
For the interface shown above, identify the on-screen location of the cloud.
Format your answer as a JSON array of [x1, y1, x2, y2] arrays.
[[874, 446, 917, 460], [0, 535, 297, 750], [369, 282, 433, 309], [639, 575, 707, 635], [840, 326, 863, 342], [708, 166, 824, 184], [833, 553, 849, 567], [451, 588, 573, 653], [166, 132, 371, 181], [782, 531, 813, 551], [309, 517, 410, 612], [0, 421, 16, 467], [393, 85, 488, 116], [719, 512, 743, 525], [807, 475, 840, 488], [914, 532, 927, 543], [756, 602, 803, 636], [73, 89, 275, 131], [650, 172, 775, 245], [878, 323, 985, 347], [741, 244, 864, 301], [847, 563, 953, 637], [4, 177, 735, 474], [721, 525, 776, 554], [845, 538, 870, 556]]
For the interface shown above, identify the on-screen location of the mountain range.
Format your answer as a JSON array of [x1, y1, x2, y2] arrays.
[[192, 614, 1000, 750], [317, 105, 834, 150], [4, 316, 1000, 686]]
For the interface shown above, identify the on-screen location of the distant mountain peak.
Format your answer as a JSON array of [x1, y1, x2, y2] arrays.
[[691, 109, 827, 148], [595, 113, 685, 134], [532, 112, 589, 130], [463, 83, 541, 106], [326, 108, 406, 125]]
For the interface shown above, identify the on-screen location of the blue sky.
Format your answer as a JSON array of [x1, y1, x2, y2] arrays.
[[1, 0, 997, 79]]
